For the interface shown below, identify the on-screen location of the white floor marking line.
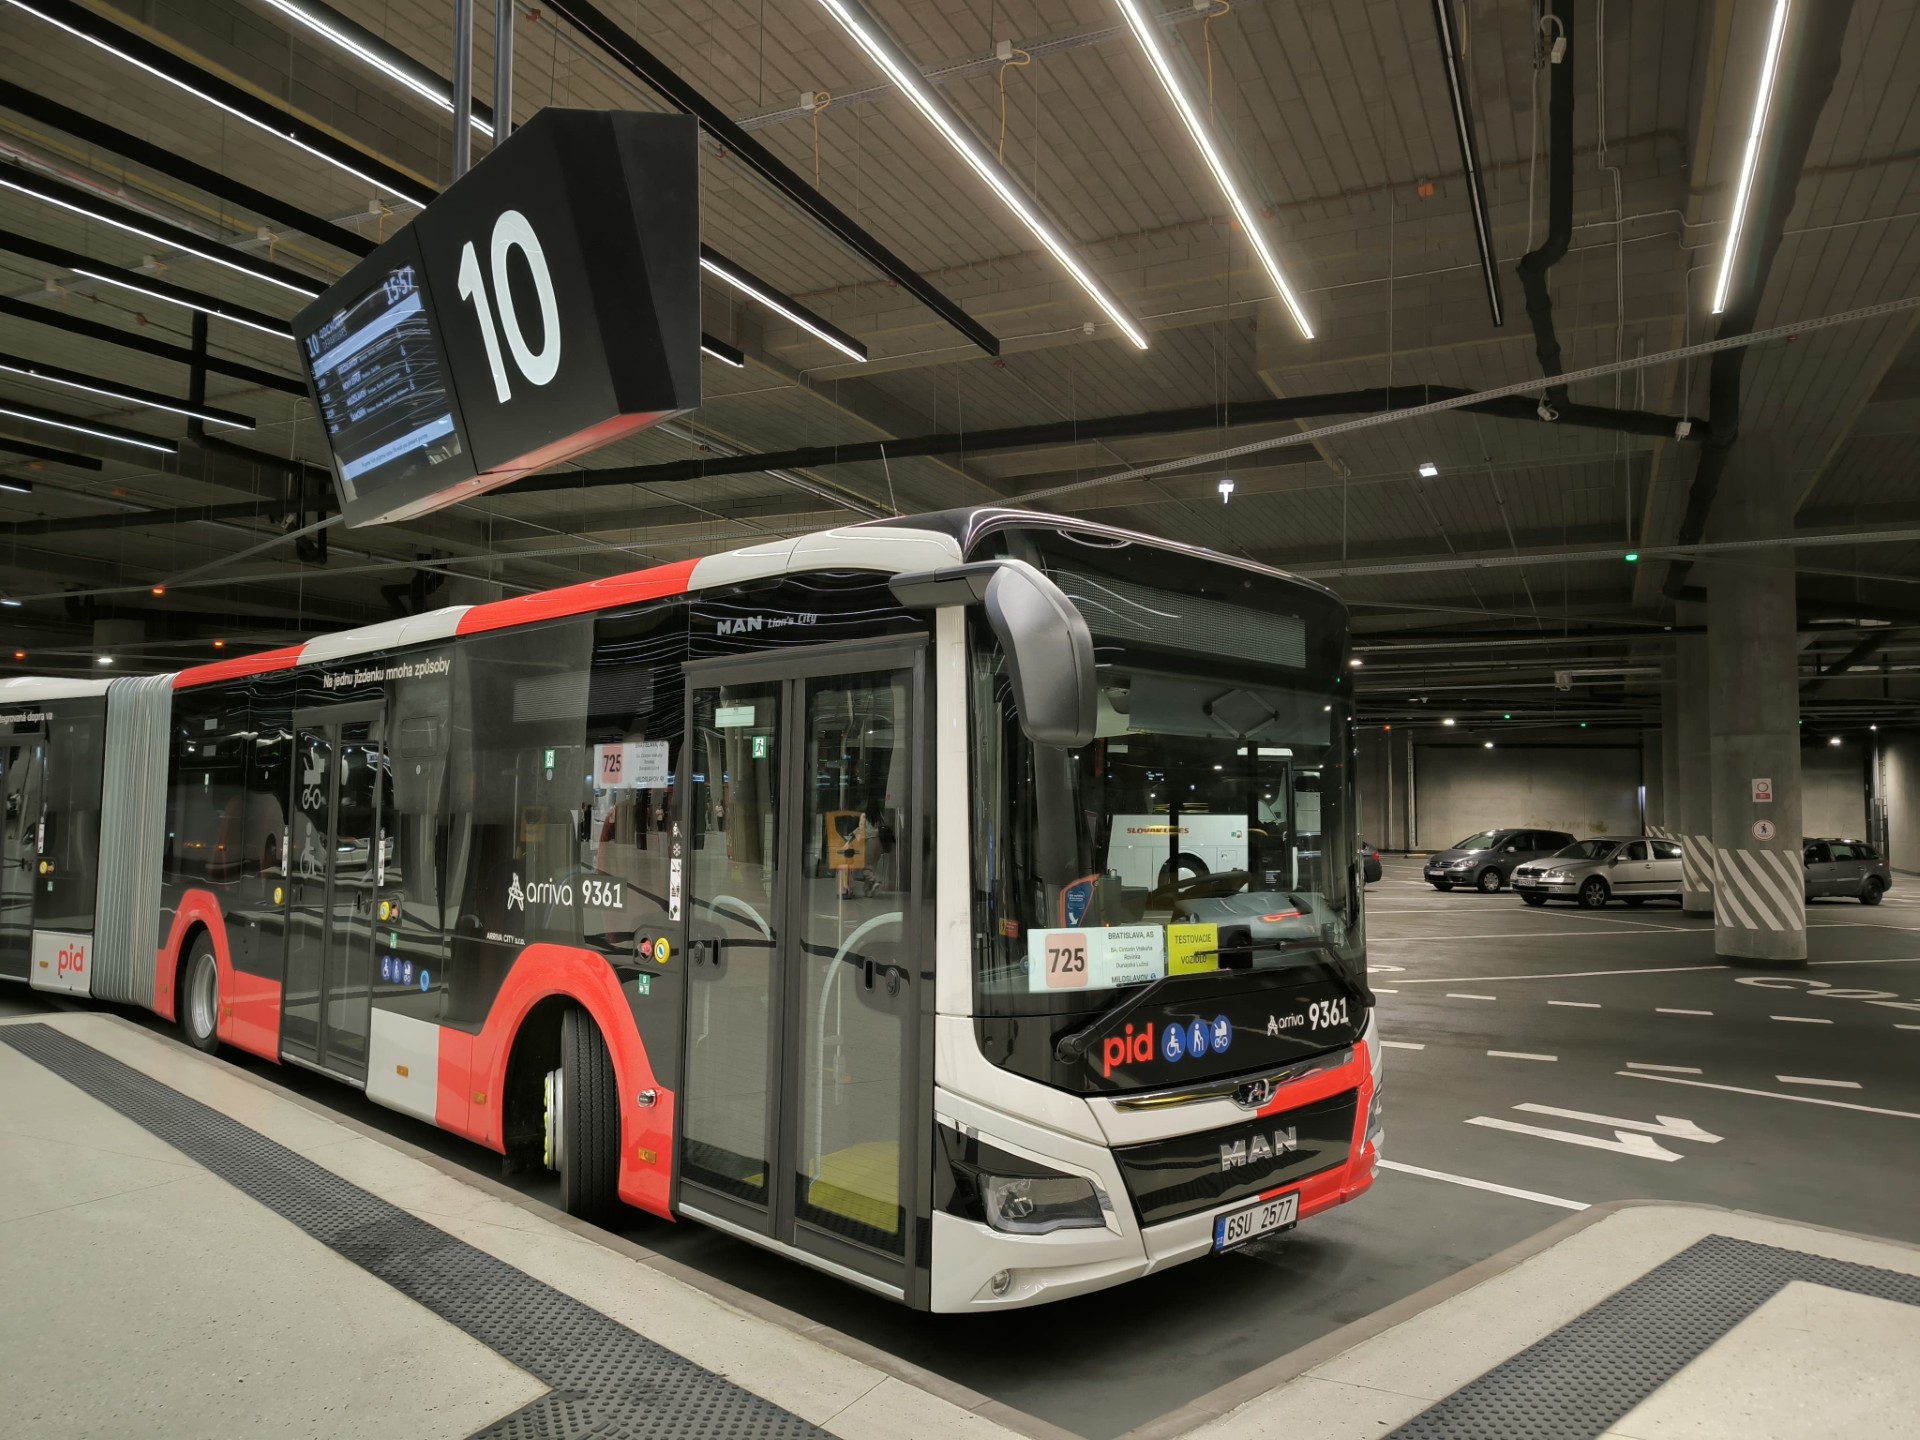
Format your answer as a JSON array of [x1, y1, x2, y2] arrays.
[[1372, 988, 1400, 994], [1619, 1071, 1920, 1120], [1447, 992, 1498, 1001], [1626, 1062, 1703, 1074], [1381, 1040, 1426, 1050], [1391, 956, 1920, 986], [1513, 1104, 1723, 1144], [1776, 1075, 1862, 1089], [1899, 1024, 1920, 1032], [1466, 1116, 1685, 1161], [1372, 931, 1699, 943], [1657, 1008, 1713, 1016], [1771, 1015, 1833, 1025], [1488, 1050, 1557, 1061], [1548, 1000, 1601, 1008], [1377, 1159, 1587, 1211]]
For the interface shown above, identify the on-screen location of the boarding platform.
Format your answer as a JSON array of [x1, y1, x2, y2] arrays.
[[3, 1012, 1915, 1440]]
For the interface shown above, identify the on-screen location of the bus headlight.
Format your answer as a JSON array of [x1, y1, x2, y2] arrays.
[[981, 1173, 1105, 1235]]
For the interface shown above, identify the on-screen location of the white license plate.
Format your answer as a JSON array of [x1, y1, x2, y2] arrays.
[[1515, 876, 1536, 886], [1214, 1191, 1300, 1251]]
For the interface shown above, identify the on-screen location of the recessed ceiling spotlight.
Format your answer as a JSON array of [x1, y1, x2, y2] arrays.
[[1349, 657, 1364, 668], [1829, 736, 1842, 746], [1418, 462, 1439, 478], [1483, 740, 1494, 749], [97, 655, 113, 666], [1442, 717, 1456, 727], [1218, 476, 1235, 503]]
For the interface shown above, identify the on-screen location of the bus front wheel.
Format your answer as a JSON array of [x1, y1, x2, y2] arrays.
[[181, 936, 221, 1054], [548, 1008, 621, 1223]]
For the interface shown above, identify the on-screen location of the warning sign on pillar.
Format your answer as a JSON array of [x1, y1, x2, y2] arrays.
[[1751, 777, 1773, 803], [1752, 819, 1778, 842]]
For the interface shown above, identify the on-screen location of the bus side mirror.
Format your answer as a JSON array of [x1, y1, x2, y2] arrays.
[[891, 558, 1097, 748]]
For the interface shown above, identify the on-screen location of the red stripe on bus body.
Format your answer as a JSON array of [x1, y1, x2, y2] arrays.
[[455, 557, 701, 637], [172, 644, 305, 690], [436, 943, 675, 1220], [156, 891, 281, 1061]]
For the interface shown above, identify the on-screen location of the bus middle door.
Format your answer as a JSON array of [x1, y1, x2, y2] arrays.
[[677, 642, 925, 1301]]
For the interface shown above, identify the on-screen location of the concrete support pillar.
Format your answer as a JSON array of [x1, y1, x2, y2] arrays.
[[1659, 658, 1682, 836], [1707, 484, 1806, 963], [1674, 607, 1715, 915], [1641, 728, 1664, 833]]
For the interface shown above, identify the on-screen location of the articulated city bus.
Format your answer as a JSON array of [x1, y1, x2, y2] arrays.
[[1, 507, 1379, 1309]]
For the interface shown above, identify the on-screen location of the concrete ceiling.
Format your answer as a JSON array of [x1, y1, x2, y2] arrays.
[[1, 0, 1916, 727]]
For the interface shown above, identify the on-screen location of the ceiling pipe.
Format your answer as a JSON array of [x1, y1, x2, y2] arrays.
[[1802, 628, 1907, 694], [505, 384, 1707, 497], [1514, 0, 1573, 409], [1664, 0, 1853, 599]]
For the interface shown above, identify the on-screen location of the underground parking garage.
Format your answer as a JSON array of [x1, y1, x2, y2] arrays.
[[2, 0, 1918, 1435]]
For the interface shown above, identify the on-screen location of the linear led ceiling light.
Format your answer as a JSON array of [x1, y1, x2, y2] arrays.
[[698, 248, 869, 363], [0, 478, 32, 495], [4, 0, 431, 206], [0, 353, 255, 429], [1430, 0, 1503, 327], [0, 401, 178, 453], [1114, 0, 1312, 340], [0, 171, 321, 298], [1711, 0, 1792, 315], [70, 268, 295, 339], [812, 0, 1147, 348], [257, 0, 493, 138], [699, 334, 747, 368]]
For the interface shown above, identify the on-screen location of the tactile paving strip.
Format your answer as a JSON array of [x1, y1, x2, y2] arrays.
[[1386, 1231, 1920, 1439], [0, 1024, 829, 1440]]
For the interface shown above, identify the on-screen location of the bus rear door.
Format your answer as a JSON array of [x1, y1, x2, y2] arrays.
[[677, 641, 925, 1301], [1, 737, 44, 982]]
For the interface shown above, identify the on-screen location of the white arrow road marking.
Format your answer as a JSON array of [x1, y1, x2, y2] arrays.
[[1514, 1104, 1723, 1144], [1626, 1062, 1702, 1074], [1776, 1075, 1861, 1089], [1465, 1116, 1686, 1161]]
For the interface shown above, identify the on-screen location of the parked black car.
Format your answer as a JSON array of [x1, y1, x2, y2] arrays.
[[1359, 841, 1383, 884], [1424, 828, 1577, 893]]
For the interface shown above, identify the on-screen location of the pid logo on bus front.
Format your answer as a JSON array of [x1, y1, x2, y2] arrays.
[[30, 930, 91, 998]]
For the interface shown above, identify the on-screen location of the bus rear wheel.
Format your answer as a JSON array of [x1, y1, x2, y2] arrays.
[[548, 1008, 621, 1224], [181, 937, 220, 1054]]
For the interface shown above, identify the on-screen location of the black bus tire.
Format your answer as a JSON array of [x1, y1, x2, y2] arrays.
[[1158, 853, 1210, 888], [558, 1007, 622, 1224], [181, 935, 221, 1054]]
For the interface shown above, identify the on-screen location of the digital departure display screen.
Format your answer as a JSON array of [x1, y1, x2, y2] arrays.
[[301, 253, 464, 504]]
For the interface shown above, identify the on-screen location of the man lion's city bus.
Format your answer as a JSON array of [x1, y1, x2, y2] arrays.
[[1, 508, 1379, 1309]]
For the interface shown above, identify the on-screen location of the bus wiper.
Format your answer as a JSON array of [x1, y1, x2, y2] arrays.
[[1053, 939, 1366, 1064]]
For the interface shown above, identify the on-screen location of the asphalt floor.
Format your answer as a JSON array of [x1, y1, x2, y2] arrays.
[[6, 855, 1915, 1440]]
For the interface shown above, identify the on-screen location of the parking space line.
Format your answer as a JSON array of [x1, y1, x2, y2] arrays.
[[1372, 987, 1399, 994], [1488, 1050, 1557, 1061], [1619, 1071, 1920, 1120], [1771, 1015, 1833, 1025], [1382, 1040, 1426, 1050], [1658, 1008, 1713, 1016], [1373, 932, 1700, 943], [1548, 1000, 1601, 1008], [1777, 1075, 1861, 1089], [1377, 1158, 1588, 1211], [1899, 1024, 1920, 1032], [1447, 993, 1498, 1001], [1627, 1063, 1702, 1074], [1393, 957, 1920, 985]]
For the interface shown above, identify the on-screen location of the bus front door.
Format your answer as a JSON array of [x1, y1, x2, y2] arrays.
[[282, 707, 386, 1080], [0, 739, 44, 983], [679, 644, 925, 1300]]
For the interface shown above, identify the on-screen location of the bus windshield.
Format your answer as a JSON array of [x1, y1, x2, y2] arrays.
[[968, 528, 1359, 1022]]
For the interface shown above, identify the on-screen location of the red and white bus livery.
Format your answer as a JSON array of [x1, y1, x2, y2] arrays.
[[1, 507, 1380, 1309]]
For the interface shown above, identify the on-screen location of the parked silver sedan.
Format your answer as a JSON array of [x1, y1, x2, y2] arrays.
[[1511, 837, 1685, 909], [1803, 838, 1892, 905]]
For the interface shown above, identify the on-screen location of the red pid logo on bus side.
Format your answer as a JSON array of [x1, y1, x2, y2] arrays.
[[1102, 1022, 1157, 1078], [31, 931, 91, 996]]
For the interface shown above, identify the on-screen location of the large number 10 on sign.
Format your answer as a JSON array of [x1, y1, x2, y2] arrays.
[[1047, 934, 1089, 988]]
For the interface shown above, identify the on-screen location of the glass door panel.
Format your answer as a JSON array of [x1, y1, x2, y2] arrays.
[[681, 680, 784, 1213], [791, 670, 913, 1256], [0, 741, 42, 982], [280, 712, 383, 1078]]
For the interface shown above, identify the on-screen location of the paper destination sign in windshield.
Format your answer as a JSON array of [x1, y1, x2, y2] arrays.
[[1029, 925, 1165, 991]]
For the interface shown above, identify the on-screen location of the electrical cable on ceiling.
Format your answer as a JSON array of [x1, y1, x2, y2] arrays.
[[1204, 0, 1230, 113], [810, 89, 832, 188], [997, 45, 1030, 162]]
